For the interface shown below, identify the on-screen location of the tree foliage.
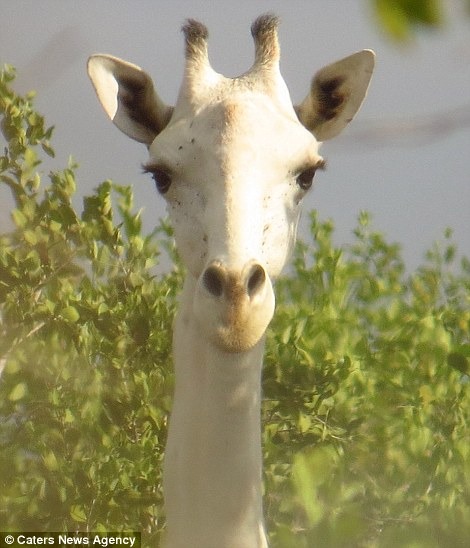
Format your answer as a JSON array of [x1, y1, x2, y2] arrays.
[[371, 0, 443, 40], [371, 0, 470, 41], [263, 212, 470, 547], [0, 66, 179, 543], [1, 67, 469, 547]]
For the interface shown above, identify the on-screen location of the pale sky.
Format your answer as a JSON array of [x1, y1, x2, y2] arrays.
[[1, 0, 469, 270]]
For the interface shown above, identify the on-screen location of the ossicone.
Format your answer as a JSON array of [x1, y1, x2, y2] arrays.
[[182, 19, 210, 65], [251, 13, 281, 70]]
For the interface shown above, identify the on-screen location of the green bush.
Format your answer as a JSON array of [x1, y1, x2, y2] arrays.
[[1, 66, 469, 547], [0, 66, 179, 543], [263, 213, 470, 547]]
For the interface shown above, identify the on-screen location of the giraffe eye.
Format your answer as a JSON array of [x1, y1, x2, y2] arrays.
[[296, 159, 326, 191], [152, 169, 172, 194], [296, 166, 317, 191]]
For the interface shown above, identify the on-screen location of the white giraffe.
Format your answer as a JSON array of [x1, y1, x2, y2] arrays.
[[87, 14, 374, 548]]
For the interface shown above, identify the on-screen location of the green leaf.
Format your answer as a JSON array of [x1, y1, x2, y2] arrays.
[[23, 147, 38, 170], [70, 505, 87, 523], [41, 140, 55, 158], [447, 352, 469, 374], [24, 229, 37, 245], [97, 302, 109, 315], [42, 450, 59, 472], [11, 208, 27, 227], [9, 382, 27, 401], [64, 409, 75, 423], [61, 305, 80, 322]]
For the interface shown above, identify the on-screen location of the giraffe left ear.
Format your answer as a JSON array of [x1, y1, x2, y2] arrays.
[[87, 54, 174, 145], [295, 50, 375, 141]]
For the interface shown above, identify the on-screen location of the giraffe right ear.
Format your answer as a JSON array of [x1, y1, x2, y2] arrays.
[[87, 54, 174, 145], [295, 50, 375, 141]]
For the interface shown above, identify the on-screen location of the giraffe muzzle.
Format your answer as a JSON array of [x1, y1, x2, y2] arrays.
[[195, 260, 275, 353]]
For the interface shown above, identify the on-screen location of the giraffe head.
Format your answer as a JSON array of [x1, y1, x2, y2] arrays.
[[88, 15, 374, 353]]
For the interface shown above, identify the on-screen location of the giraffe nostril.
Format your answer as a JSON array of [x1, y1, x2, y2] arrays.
[[202, 262, 266, 299], [202, 265, 225, 297], [246, 264, 266, 298]]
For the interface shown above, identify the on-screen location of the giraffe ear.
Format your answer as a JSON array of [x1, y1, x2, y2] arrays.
[[87, 54, 174, 145], [295, 50, 375, 141]]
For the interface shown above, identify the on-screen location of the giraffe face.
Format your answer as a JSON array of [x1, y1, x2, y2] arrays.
[[87, 15, 374, 352], [144, 92, 323, 351]]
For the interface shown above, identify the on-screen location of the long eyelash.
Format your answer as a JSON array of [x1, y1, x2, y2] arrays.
[[316, 158, 327, 171], [295, 158, 327, 177], [142, 162, 159, 174]]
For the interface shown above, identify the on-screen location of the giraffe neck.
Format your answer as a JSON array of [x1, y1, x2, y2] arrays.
[[163, 276, 268, 548]]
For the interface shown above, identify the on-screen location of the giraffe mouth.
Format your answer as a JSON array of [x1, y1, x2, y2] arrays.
[[214, 305, 270, 353]]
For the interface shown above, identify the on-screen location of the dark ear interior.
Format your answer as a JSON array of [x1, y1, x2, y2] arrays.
[[87, 54, 173, 144], [314, 76, 347, 123], [294, 50, 375, 141]]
